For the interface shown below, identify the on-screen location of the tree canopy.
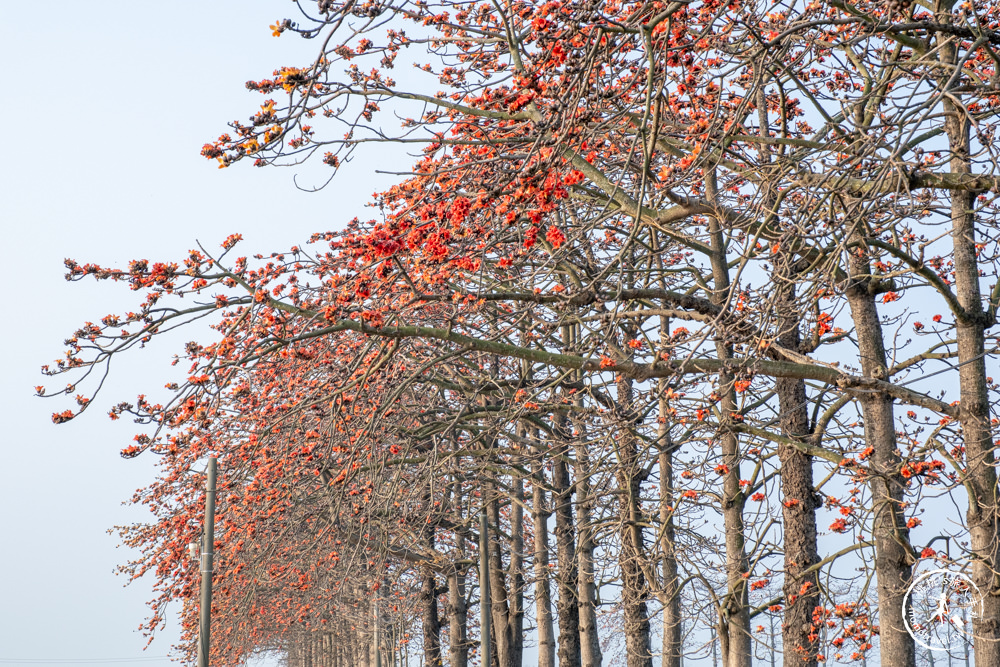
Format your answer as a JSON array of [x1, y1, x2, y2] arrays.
[[43, 0, 1000, 666]]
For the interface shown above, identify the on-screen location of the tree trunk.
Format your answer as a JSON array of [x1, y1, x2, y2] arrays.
[[421, 530, 442, 666], [706, 172, 751, 667], [658, 399, 682, 667], [553, 427, 582, 667], [509, 473, 525, 667], [532, 452, 556, 667], [774, 274, 820, 667], [845, 234, 915, 667], [573, 431, 604, 667], [657, 314, 682, 667], [616, 373, 653, 667], [487, 485, 514, 667], [447, 477, 469, 667], [941, 61, 1000, 665], [565, 323, 603, 667], [447, 565, 469, 667], [358, 619, 371, 667]]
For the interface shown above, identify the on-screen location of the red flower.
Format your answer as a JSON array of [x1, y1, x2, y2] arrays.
[[881, 291, 900, 303], [524, 226, 538, 249], [545, 225, 566, 249], [222, 233, 243, 250], [817, 312, 833, 335]]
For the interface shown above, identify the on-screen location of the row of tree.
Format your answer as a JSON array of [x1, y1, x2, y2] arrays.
[[44, 0, 1000, 665]]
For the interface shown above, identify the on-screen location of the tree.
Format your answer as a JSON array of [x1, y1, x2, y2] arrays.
[[43, 1, 1000, 666]]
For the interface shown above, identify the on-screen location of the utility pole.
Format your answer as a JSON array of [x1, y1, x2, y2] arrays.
[[197, 457, 217, 667], [480, 506, 492, 667], [374, 600, 382, 667]]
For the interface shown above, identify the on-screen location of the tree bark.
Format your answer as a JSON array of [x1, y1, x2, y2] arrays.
[[532, 451, 556, 667], [487, 483, 514, 667], [573, 432, 604, 667], [774, 274, 820, 667], [706, 172, 751, 667], [553, 426, 582, 667], [447, 565, 469, 667], [845, 234, 915, 667], [566, 323, 603, 667], [940, 49, 1000, 664], [509, 473, 525, 667], [421, 522, 442, 666], [446, 477, 469, 667], [657, 314, 682, 667], [616, 372, 653, 667]]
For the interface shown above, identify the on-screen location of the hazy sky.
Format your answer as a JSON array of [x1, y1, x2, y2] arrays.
[[1, 3, 389, 663]]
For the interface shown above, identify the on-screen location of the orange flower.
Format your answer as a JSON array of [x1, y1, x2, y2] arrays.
[[222, 233, 243, 250], [545, 225, 566, 249]]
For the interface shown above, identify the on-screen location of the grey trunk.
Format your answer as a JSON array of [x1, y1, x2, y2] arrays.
[[774, 275, 820, 667], [942, 71, 1000, 666], [845, 232, 915, 667], [532, 455, 556, 667], [707, 173, 751, 667], [565, 323, 603, 667], [553, 433, 582, 667], [616, 373, 653, 667], [509, 474, 525, 667]]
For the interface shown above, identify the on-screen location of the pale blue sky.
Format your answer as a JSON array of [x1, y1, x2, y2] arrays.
[[0, 2, 389, 663]]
